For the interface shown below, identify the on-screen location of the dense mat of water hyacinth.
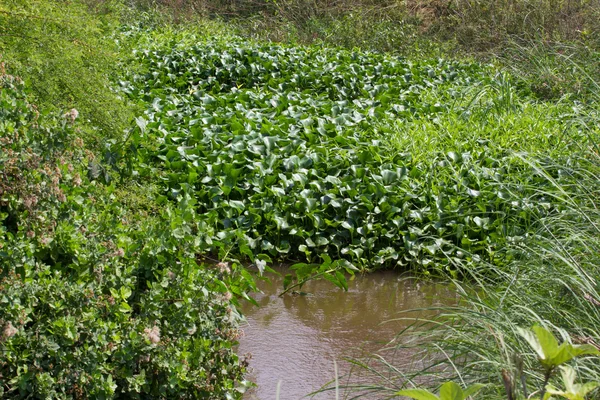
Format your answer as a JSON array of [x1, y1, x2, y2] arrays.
[[119, 38, 575, 280]]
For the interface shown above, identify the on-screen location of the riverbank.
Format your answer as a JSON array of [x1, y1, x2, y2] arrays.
[[138, 0, 600, 102], [1, 1, 599, 398]]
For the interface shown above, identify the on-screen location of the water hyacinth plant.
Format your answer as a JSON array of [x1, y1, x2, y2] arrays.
[[115, 34, 586, 288]]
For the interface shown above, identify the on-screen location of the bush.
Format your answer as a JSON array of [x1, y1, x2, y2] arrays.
[[0, 64, 249, 399], [0, 0, 134, 141], [0, 265, 246, 399]]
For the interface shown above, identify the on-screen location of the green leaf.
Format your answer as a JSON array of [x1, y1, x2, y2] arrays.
[[462, 383, 485, 398], [517, 326, 547, 360], [255, 259, 266, 275], [120, 286, 132, 300], [550, 343, 600, 366], [381, 169, 397, 185], [533, 325, 560, 359], [447, 151, 460, 163], [335, 270, 347, 291], [87, 161, 101, 180], [291, 263, 318, 281], [283, 274, 293, 290], [439, 381, 464, 400], [519, 325, 599, 369], [135, 116, 148, 134], [395, 389, 439, 400], [545, 365, 600, 400]]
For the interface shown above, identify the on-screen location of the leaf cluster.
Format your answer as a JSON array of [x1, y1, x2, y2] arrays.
[[0, 64, 250, 399], [119, 38, 571, 278]]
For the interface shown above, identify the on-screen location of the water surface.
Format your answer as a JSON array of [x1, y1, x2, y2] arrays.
[[237, 270, 456, 399]]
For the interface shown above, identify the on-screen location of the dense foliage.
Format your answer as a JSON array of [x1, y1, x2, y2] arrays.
[[117, 36, 579, 281], [0, 0, 133, 139], [1, 0, 599, 398], [0, 66, 251, 399], [143, 0, 600, 100]]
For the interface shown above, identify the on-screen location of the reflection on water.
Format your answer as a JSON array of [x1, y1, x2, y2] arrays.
[[237, 269, 456, 399]]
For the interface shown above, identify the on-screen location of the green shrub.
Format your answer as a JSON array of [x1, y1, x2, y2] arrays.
[[0, 0, 134, 141], [0, 63, 249, 399], [0, 264, 247, 399]]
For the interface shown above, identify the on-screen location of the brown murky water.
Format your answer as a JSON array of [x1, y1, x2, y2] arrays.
[[237, 270, 457, 399]]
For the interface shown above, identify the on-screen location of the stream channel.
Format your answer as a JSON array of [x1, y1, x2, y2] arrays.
[[237, 269, 457, 399]]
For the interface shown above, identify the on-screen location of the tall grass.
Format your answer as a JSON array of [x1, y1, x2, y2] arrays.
[[0, 0, 136, 140], [333, 114, 600, 398]]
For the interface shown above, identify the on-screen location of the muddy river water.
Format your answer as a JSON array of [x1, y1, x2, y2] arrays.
[[237, 270, 457, 399]]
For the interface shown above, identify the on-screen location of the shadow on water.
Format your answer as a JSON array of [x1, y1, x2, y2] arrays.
[[237, 268, 457, 399]]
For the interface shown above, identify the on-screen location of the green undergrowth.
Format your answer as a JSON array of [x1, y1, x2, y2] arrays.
[[445, 148, 600, 398], [1, 1, 599, 398], [0, 0, 136, 142], [160, 0, 600, 101], [0, 64, 253, 398], [339, 144, 600, 399]]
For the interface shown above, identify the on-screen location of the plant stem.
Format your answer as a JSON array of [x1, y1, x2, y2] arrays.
[[278, 267, 338, 297], [539, 368, 554, 400]]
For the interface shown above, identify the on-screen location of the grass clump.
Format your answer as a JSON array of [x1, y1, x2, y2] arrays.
[[0, 0, 134, 140], [452, 149, 600, 395]]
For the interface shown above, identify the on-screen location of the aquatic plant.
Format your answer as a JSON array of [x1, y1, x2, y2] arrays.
[[116, 36, 584, 292]]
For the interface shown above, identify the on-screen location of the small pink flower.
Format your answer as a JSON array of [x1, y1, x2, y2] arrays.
[[94, 266, 103, 280], [23, 196, 38, 209], [115, 248, 125, 257], [1, 321, 18, 341], [57, 192, 66, 203], [26, 230, 35, 239], [64, 108, 79, 123], [144, 325, 160, 344], [73, 174, 82, 187], [216, 262, 230, 274]]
